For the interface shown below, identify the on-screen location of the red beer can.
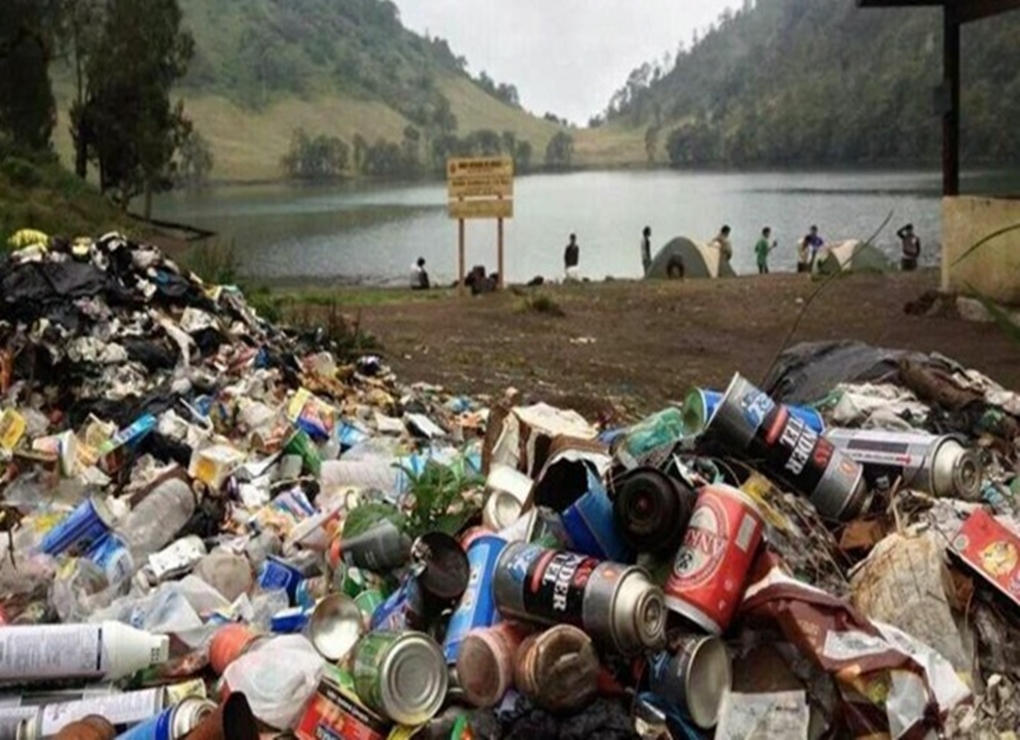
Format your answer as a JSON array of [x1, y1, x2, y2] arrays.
[[664, 484, 764, 634]]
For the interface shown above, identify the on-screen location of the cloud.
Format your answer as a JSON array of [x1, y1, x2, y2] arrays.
[[396, 0, 740, 124]]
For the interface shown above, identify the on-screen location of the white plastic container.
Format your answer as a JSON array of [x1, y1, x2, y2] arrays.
[[0, 622, 170, 683]]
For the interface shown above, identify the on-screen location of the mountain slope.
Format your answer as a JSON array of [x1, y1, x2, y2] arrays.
[[604, 0, 1020, 167], [55, 0, 564, 182]]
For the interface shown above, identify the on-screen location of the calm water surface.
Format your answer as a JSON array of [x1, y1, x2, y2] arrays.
[[153, 170, 1016, 285]]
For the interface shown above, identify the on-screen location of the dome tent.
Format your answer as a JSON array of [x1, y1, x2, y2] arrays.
[[814, 240, 890, 275], [645, 237, 737, 279]]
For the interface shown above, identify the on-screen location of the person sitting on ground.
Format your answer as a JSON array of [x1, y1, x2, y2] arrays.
[[410, 257, 430, 290], [897, 223, 921, 271], [640, 226, 653, 276], [711, 225, 733, 265], [755, 227, 778, 275], [803, 225, 824, 269], [564, 233, 580, 282]]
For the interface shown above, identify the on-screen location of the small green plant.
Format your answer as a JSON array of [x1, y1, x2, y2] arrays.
[[952, 221, 1020, 346], [178, 238, 239, 285], [517, 293, 566, 317], [400, 460, 483, 540], [286, 299, 382, 360]]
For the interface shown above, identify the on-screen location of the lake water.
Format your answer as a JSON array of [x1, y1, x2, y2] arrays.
[[152, 169, 1015, 285]]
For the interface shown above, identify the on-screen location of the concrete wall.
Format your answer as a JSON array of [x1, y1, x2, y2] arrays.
[[943, 196, 1020, 305]]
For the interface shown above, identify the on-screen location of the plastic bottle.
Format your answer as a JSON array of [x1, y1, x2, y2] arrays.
[[0, 622, 170, 682], [117, 479, 197, 563]]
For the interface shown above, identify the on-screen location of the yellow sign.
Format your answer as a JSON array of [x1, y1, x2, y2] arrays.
[[448, 199, 514, 220], [448, 175, 513, 199], [447, 156, 513, 179]]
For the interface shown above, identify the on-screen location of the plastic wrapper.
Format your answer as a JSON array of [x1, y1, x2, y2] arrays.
[[223, 634, 324, 729], [715, 691, 810, 740]]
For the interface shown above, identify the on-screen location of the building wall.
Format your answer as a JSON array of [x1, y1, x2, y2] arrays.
[[943, 196, 1020, 305]]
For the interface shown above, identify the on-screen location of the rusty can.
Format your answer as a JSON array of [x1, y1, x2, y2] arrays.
[[493, 542, 666, 654], [48, 716, 116, 740], [706, 373, 869, 521], [514, 625, 600, 712], [664, 484, 764, 634], [455, 623, 529, 708], [648, 635, 731, 729], [352, 631, 448, 725]]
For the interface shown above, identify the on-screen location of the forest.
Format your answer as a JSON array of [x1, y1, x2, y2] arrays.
[[604, 0, 1020, 167]]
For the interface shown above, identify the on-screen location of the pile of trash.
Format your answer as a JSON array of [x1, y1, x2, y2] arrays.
[[1, 234, 1019, 740]]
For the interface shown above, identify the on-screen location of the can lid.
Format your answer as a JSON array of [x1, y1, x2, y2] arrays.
[[413, 533, 470, 601], [682, 637, 732, 729], [171, 698, 216, 736], [309, 594, 365, 661], [380, 632, 448, 725], [614, 570, 666, 653]]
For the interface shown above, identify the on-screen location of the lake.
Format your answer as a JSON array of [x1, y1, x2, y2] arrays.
[[152, 169, 1015, 285]]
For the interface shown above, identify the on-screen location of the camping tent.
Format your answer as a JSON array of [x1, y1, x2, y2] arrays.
[[646, 237, 737, 279], [814, 240, 890, 275]]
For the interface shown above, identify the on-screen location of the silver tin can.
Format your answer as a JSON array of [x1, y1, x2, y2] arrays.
[[824, 428, 983, 501], [493, 542, 666, 654], [648, 635, 731, 729], [307, 594, 365, 662], [352, 631, 448, 726]]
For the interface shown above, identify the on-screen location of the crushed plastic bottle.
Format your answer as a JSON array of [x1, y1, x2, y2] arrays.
[[117, 479, 197, 564]]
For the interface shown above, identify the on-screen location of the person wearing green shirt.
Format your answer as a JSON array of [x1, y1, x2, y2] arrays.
[[755, 226, 777, 274]]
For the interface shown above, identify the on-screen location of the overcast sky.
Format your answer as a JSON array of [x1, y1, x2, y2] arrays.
[[396, 0, 740, 125]]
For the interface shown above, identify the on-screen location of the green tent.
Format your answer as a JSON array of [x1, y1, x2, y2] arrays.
[[646, 236, 738, 279], [815, 240, 890, 275]]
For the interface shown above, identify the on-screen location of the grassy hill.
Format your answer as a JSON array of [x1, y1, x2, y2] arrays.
[[54, 0, 568, 183]]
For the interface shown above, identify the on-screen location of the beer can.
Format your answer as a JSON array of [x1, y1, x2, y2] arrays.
[[514, 625, 600, 712], [561, 472, 633, 562], [352, 631, 448, 726], [705, 373, 868, 521], [442, 532, 507, 663], [683, 387, 825, 438], [115, 698, 215, 740], [823, 428, 983, 501], [39, 495, 117, 557], [455, 623, 528, 708], [307, 594, 364, 662], [664, 484, 764, 634], [648, 635, 731, 729], [493, 542, 666, 655], [612, 467, 697, 556]]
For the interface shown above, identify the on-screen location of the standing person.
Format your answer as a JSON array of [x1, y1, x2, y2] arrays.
[[897, 223, 921, 271], [564, 233, 580, 282], [640, 226, 653, 276], [711, 225, 733, 265], [409, 257, 430, 290], [803, 225, 824, 270], [755, 227, 777, 275]]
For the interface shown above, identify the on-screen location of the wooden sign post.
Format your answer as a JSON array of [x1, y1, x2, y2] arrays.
[[447, 156, 514, 295]]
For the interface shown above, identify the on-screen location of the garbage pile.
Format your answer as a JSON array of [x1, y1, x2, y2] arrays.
[[1, 235, 1019, 739]]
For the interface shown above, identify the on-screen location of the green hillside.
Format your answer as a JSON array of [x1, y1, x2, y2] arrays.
[[602, 0, 1020, 168], [52, 0, 564, 183]]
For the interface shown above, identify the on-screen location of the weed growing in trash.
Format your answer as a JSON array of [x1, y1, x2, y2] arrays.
[[399, 460, 483, 540], [516, 293, 566, 317], [951, 221, 1020, 345], [285, 298, 382, 360], [178, 238, 239, 285]]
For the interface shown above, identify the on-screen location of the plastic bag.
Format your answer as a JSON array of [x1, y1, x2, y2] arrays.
[[223, 634, 325, 729]]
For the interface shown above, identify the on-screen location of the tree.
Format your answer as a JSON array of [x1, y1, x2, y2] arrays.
[[282, 128, 349, 181], [62, 0, 105, 177], [78, 0, 194, 214], [174, 128, 213, 189], [0, 0, 60, 152], [544, 131, 574, 169]]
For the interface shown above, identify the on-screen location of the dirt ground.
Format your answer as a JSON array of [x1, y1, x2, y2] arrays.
[[350, 270, 1020, 421]]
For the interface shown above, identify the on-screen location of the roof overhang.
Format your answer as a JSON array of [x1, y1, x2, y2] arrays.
[[857, 0, 1020, 23]]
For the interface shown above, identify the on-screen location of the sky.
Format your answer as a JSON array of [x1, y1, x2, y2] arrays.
[[396, 0, 740, 125]]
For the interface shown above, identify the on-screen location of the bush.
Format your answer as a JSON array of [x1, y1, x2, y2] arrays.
[[0, 157, 43, 188], [178, 239, 239, 284]]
